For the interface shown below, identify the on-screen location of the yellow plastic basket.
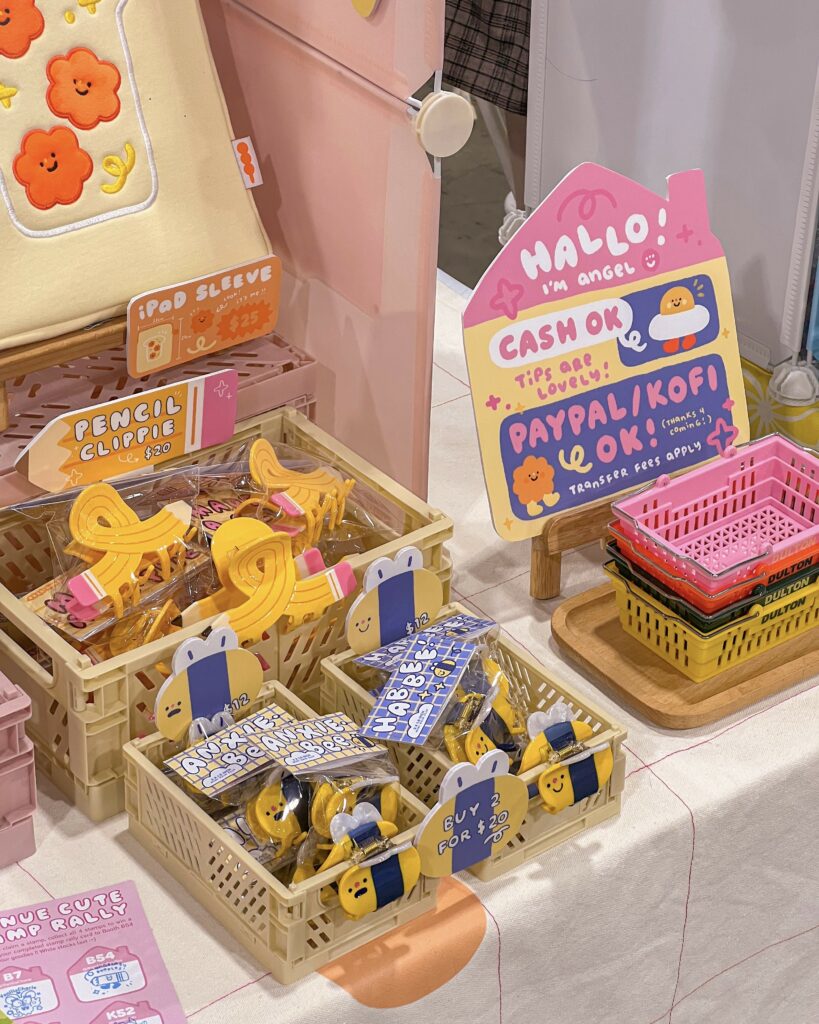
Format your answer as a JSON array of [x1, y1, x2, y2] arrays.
[[605, 561, 819, 682]]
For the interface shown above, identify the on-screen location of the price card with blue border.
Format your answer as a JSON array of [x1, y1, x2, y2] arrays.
[[358, 636, 476, 746]]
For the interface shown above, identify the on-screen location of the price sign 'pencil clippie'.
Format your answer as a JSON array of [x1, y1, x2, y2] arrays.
[[462, 163, 750, 598], [15, 371, 238, 492]]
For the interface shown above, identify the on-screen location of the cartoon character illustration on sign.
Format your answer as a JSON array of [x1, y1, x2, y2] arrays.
[[649, 281, 711, 354], [345, 546, 444, 655], [154, 627, 264, 742], [512, 455, 560, 517]]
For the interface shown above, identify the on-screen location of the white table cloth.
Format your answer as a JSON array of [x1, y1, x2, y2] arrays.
[[3, 277, 818, 1024]]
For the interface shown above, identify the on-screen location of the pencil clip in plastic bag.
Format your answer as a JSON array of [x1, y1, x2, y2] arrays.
[[319, 803, 421, 920], [249, 437, 355, 532]]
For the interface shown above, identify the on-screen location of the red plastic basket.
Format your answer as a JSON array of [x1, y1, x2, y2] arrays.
[[612, 435, 819, 598], [607, 521, 765, 613]]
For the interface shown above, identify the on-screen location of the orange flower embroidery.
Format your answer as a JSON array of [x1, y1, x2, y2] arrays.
[[13, 127, 93, 211], [0, 0, 44, 59], [46, 48, 122, 130]]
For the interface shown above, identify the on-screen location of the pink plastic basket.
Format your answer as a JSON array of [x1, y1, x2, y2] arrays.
[[612, 435, 819, 595]]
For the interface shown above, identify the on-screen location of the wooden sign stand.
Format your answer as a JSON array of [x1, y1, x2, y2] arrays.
[[0, 318, 125, 430], [529, 496, 613, 600]]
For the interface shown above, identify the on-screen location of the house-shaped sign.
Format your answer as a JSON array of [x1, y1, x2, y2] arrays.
[[462, 163, 750, 541]]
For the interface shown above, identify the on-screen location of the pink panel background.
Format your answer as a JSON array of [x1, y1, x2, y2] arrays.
[[231, 0, 443, 99], [203, 0, 441, 495]]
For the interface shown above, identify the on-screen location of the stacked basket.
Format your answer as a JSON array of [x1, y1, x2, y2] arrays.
[[604, 435, 819, 682]]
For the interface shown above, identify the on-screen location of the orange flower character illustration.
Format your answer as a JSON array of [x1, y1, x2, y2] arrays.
[[0, 0, 44, 59], [190, 308, 215, 333], [46, 48, 122, 130], [512, 455, 560, 517], [13, 127, 93, 211]]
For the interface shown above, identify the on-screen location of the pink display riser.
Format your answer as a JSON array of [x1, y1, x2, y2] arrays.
[[0, 673, 38, 866], [0, 674, 31, 762], [0, 334, 317, 505], [612, 436, 819, 586], [0, 814, 36, 869]]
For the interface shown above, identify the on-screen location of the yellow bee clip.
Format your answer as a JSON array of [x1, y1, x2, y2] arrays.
[[246, 773, 312, 854], [310, 779, 400, 837], [537, 744, 613, 814], [320, 805, 421, 920], [518, 703, 596, 775]]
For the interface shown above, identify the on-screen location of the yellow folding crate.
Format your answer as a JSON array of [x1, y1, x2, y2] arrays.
[[320, 604, 627, 881], [0, 407, 452, 820], [124, 683, 438, 986]]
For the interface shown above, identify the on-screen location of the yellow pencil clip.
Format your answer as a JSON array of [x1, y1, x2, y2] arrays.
[[68, 484, 192, 617], [249, 439, 355, 529], [213, 530, 296, 645]]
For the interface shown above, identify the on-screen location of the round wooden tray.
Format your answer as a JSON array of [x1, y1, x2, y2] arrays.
[[552, 584, 819, 729]]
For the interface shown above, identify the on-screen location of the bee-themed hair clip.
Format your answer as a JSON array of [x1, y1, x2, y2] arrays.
[[245, 772, 312, 855], [320, 803, 421, 921], [519, 701, 613, 812]]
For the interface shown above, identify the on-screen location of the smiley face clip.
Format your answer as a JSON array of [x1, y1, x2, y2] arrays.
[[519, 701, 613, 813], [320, 803, 421, 920]]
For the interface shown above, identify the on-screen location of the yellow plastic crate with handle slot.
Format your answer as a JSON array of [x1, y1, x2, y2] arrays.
[[124, 683, 438, 986], [0, 407, 452, 820]]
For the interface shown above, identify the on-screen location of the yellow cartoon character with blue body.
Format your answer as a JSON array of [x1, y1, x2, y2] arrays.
[[320, 803, 421, 920], [154, 628, 264, 743], [245, 772, 312, 853], [518, 700, 613, 813], [518, 700, 596, 775], [537, 743, 613, 814], [345, 546, 444, 655]]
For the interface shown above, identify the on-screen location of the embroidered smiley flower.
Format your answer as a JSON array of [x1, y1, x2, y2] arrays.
[[46, 47, 122, 130], [13, 127, 93, 210], [0, 0, 44, 59]]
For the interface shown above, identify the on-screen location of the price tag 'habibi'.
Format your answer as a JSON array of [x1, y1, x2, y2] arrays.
[[15, 371, 238, 492], [126, 256, 282, 377]]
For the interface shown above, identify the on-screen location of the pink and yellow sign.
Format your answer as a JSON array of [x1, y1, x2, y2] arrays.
[[463, 164, 750, 540], [16, 371, 238, 492]]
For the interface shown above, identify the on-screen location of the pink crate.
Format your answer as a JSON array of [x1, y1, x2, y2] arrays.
[[0, 674, 36, 867], [0, 333, 317, 506], [612, 435, 819, 593], [0, 672, 30, 761]]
